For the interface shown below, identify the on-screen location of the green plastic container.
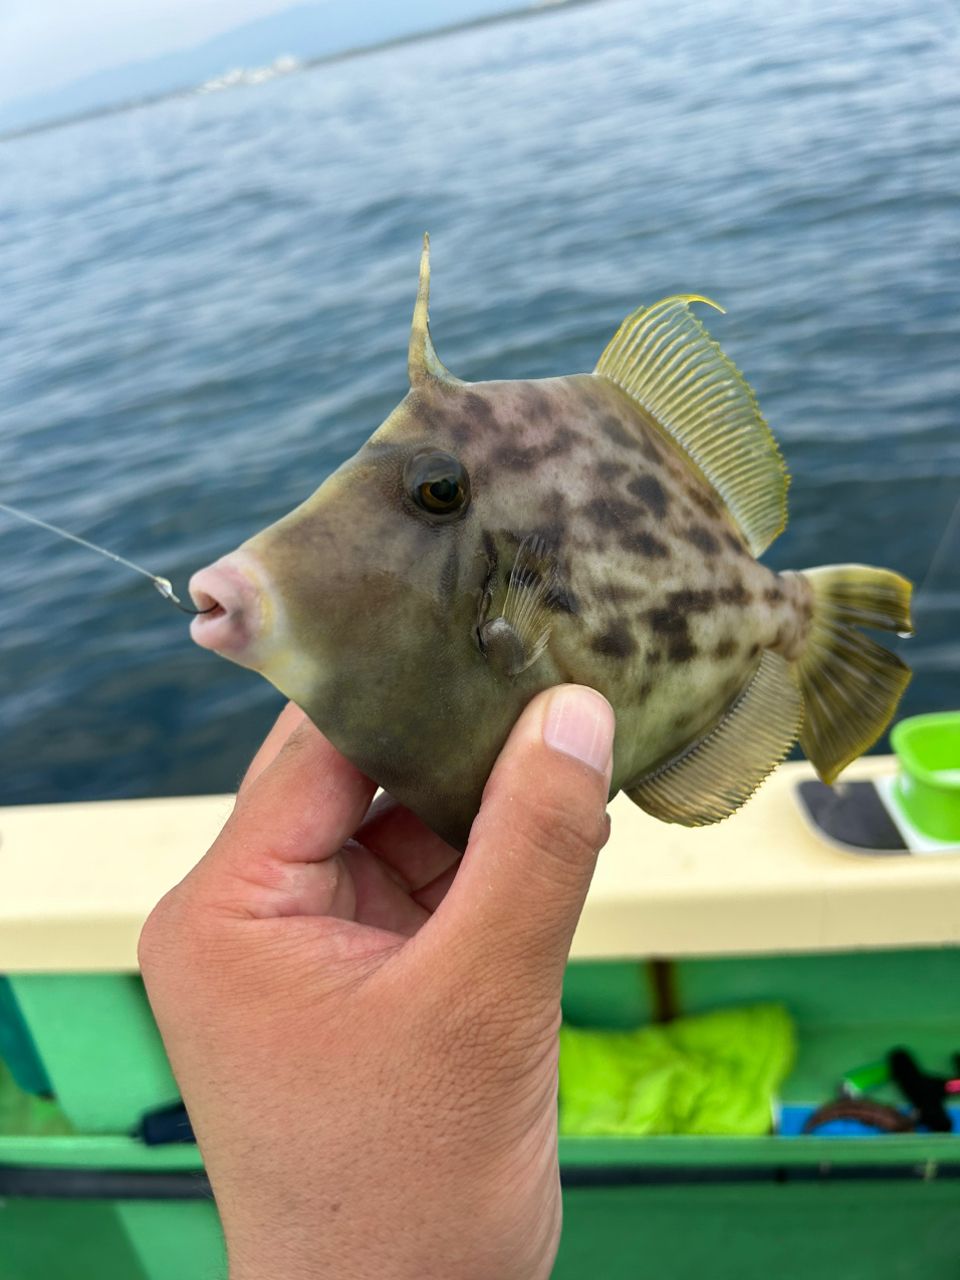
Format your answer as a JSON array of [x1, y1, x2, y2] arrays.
[[891, 712, 960, 842]]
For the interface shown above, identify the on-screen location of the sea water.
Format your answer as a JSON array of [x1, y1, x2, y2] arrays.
[[1, 0, 958, 803]]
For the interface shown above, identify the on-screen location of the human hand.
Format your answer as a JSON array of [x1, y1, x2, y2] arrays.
[[139, 685, 614, 1280]]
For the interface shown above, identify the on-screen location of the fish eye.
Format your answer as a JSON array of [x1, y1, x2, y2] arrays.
[[404, 451, 471, 520]]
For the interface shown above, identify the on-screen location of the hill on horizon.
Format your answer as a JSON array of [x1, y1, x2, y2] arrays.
[[0, 0, 548, 135]]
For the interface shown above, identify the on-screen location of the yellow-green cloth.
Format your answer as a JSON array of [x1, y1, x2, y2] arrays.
[[559, 1004, 795, 1137]]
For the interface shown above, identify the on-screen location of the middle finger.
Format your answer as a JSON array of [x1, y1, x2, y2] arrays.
[[355, 794, 461, 892]]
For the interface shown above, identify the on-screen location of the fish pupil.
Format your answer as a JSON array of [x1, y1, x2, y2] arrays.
[[428, 478, 458, 505], [405, 450, 471, 519]]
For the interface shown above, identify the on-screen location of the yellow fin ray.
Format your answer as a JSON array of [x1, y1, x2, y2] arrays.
[[795, 565, 913, 783], [594, 295, 788, 556], [498, 535, 557, 674], [626, 651, 802, 826], [479, 536, 557, 678]]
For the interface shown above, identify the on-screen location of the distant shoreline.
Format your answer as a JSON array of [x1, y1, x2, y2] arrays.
[[0, 0, 604, 145]]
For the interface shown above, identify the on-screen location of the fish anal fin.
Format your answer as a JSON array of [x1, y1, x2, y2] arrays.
[[594, 295, 788, 556], [626, 650, 802, 826]]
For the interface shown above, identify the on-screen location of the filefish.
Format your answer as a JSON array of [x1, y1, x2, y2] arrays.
[[189, 237, 913, 851]]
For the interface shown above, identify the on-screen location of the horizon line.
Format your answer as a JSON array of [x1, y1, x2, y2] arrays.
[[0, 0, 602, 146]]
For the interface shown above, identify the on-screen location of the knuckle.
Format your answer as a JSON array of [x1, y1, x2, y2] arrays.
[[137, 884, 208, 984], [137, 889, 181, 978]]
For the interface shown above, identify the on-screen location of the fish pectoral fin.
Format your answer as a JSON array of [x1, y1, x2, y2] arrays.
[[479, 616, 530, 677], [594, 295, 788, 556], [625, 650, 802, 826], [480, 535, 557, 677]]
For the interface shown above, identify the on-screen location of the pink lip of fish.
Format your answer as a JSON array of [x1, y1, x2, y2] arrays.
[[189, 553, 269, 659], [187, 235, 913, 852]]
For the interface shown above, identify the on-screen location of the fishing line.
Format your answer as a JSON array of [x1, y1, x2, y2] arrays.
[[913, 490, 960, 616], [0, 501, 216, 615]]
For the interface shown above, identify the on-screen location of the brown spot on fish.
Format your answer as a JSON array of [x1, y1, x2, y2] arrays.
[[583, 496, 635, 530], [597, 458, 628, 483], [682, 524, 721, 556], [638, 678, 654, 702], [641, 435, 665, 465], [686, 484, 720, 516], [553, 424, 581, 452], [718, 582, 752, 606], [542, 488, 568, 520], [580, 380, 608, 409], [627, 474, 669, 519], [764, 583, 784, 604], [667, 588, 715, 613], [545, 583, 578, 614], [714, 636, 737, 660], [522, 385, 553, 421], [493, 444, 522, 468], [462, 392, 497, 431], [670, 637, 697, 662], [724, 530, 749, 557], [624, 530, 670, 558], [592, 620, 637, 660], [646, 608, 697, 663], [601, 415, 635, 450], [446, 423, 469, 451], [481, 528, 498, 571], [748, 641, 761, 658], [647, 608, 680, 636], [599, 581, 642, 605], [437, 542, 459, 604], [499, 425, 581, 470]]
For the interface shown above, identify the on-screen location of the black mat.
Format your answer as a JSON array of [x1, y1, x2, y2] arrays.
[[796, 780, 908, 854]]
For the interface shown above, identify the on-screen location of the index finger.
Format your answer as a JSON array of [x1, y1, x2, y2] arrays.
[[185, 723, 376, 918], [355, 794, 460, 892], [240, 701, 308, 794]]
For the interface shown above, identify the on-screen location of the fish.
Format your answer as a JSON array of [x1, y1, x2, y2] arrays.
[[188, 236, 913, 852]]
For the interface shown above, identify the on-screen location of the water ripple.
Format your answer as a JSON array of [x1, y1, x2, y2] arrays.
[[1, 0, 958, 803]]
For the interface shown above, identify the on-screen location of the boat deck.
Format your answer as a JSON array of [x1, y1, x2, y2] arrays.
[[2, 756, 959, 971]]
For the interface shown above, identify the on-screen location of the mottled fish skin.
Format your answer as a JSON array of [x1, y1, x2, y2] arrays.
[[242, 371, 811, 851], [191, 243, 910, 848]]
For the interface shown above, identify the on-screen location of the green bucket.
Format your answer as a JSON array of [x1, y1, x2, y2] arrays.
[[890, 712, 960, 842]]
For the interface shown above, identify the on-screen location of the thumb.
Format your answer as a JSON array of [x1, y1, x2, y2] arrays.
[[432, 684, 614, 1000]]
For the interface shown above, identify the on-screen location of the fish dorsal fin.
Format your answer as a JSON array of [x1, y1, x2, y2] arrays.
[[408, 233, 462, 388], [626, 650, 802, 826], [594, 296, 788, 556]]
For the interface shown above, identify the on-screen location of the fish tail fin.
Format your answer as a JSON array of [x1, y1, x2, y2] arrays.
[[794, 565, 913, 784]]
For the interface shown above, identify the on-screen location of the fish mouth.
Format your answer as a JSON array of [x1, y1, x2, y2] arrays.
[[191, 592, 227, 623], [188, 551, 270, 664]]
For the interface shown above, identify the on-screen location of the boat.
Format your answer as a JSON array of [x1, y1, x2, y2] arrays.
[[2, 744, 959, 1278]]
